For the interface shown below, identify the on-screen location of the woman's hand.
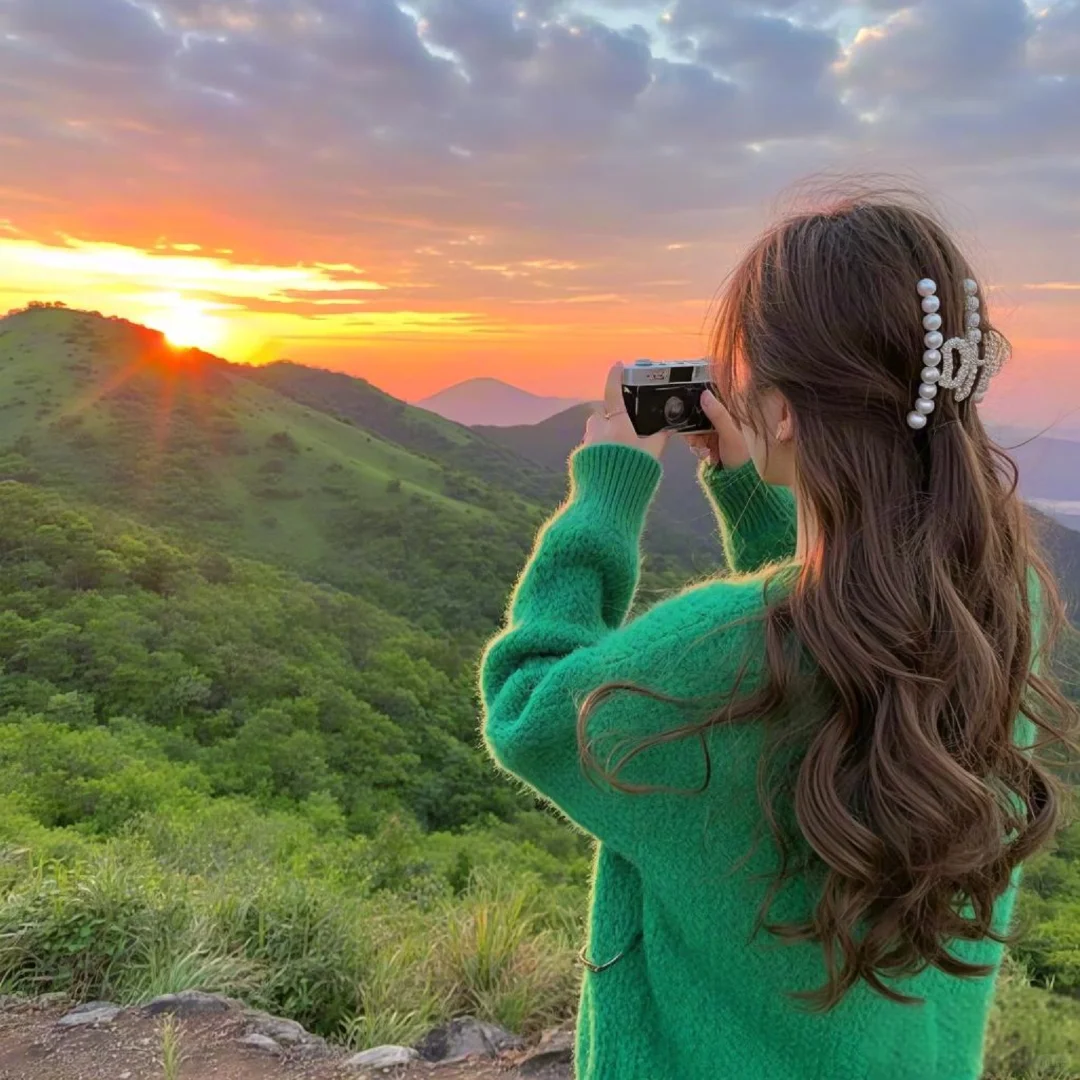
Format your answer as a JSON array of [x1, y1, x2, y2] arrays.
[[684, 389, 751, 470], [582, 363, 670, 461]]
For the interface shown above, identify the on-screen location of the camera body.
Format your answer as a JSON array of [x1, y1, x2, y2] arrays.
[[621, 359, 714, 436]]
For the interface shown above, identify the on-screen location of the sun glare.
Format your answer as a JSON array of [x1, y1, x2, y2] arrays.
[[144, 299, 227, 353]]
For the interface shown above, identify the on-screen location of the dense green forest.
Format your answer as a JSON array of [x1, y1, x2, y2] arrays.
[[1, 304, 1080, 1077], [0, 482, 522, 833]]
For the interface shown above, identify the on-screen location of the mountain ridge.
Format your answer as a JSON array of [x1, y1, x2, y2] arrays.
[[417, 377, 581, 428], [244, 361, 563, 506], [0, 306, 548, 634]]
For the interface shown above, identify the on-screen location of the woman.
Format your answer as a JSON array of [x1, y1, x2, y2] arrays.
[[479, 193, 1077, 1079]]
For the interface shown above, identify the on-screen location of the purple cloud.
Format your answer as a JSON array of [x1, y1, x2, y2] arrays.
[[2, 0, 171, 67], [0, 0, 1076, 329]]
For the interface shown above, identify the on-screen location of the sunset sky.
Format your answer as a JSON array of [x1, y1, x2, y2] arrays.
[[1, 0, 1079, 431]]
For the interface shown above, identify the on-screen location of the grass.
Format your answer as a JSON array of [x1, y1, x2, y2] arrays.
[[159, 1015, 184, 1080], [0, 810, 1079, 1077], [0, 805, 586, 1041], [129, 941, 262, 1003], [439, 882, 578, 1035], [984, 956, 1080, 1079]]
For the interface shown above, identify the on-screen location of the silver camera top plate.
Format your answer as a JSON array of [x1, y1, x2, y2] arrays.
[[620, 359, 712, 386]]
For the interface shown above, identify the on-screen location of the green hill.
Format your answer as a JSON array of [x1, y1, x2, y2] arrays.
[[245, 363, 715, 572], [0, 480, 521, 833], [0, 311, 591, 1034], [0, 307, 549, 635], [241, 360, 563, 506]]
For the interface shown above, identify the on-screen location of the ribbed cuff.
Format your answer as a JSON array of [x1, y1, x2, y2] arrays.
[[569, 443, 662, 533], [699, 459, 790, 534]]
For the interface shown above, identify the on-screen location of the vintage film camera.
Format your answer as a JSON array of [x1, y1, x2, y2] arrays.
[[620, 359, 715, 436]]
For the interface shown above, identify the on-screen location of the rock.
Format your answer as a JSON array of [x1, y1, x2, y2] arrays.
[[119, 1072, 133, 1079], [416, 1017, 524, 1064], [343, 1045, 419, 1069], [55, 1001, 123, 1028], [237, 1032, 282, 1055], [243, 1010, 310, 1046], [293, 1035, 332, 1060], [241, 1009, 331, 1057], [141, 990, 234, 1017], [519, 1026, 574, 1075]]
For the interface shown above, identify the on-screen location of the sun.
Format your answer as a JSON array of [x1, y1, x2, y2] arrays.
[[144, 299, 227, 353]]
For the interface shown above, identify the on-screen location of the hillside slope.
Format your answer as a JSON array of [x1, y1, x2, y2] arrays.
[[6, 307, 1073, 619], [474, 403, 597, 474], [479, 405, 725, 569], [0, 480, 515, 832], [0, 308, 545, 634], [240, 365, 716, 572], [1003, 432, 1080, 531], [241, 361, 562, 505], [1037, 510, 1080, 617]]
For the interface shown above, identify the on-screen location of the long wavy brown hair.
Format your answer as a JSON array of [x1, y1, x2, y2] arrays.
[[579, 188, 1078, 1009]]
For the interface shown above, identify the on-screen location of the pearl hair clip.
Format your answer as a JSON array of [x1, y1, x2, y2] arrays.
[[907, 277, 1001, 430]]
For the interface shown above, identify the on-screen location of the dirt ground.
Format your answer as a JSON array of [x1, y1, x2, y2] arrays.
[[0, 998, 571, 1080]]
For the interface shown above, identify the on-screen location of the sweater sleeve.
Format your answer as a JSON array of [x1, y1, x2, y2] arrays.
[[479, 442, 667, 852], [699, 460, 797, 574]]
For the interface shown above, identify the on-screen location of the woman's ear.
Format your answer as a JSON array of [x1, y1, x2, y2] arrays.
[[775, 397, 794, 443]]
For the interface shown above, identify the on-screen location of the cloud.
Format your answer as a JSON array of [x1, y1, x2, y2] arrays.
[[840, 0, 1032, 100], [1, 0, 171, 68], [0, 235, 387, 298], [1029, 0, 1080, 77], [0, 0, 1077, 415], [420, 0, 538, 74], [2, 0, 1067, 253]]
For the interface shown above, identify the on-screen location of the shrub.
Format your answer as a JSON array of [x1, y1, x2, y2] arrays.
[[0, 806, 585, 1040], [197, 550, 233, 584], [984, 956, 1080, 1078], [433, 874, 578, 1036], [266, 432, 299, 454]]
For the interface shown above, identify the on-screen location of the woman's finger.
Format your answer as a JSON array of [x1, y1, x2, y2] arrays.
[[700, 388, 743, 444], [699, 389, 737, 434], [700, 388, 751, 468], [603, 362, 625, 416]]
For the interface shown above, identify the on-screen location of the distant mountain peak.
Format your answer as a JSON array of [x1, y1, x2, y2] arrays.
[[442, 376, 525, 390], [418, 377, 582, 428]]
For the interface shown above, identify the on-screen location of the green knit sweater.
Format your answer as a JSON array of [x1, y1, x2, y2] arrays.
[[480, 443, 1019, 1080]]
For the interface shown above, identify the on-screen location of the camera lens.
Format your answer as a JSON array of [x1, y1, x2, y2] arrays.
[[663, 395, 686, 424]]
